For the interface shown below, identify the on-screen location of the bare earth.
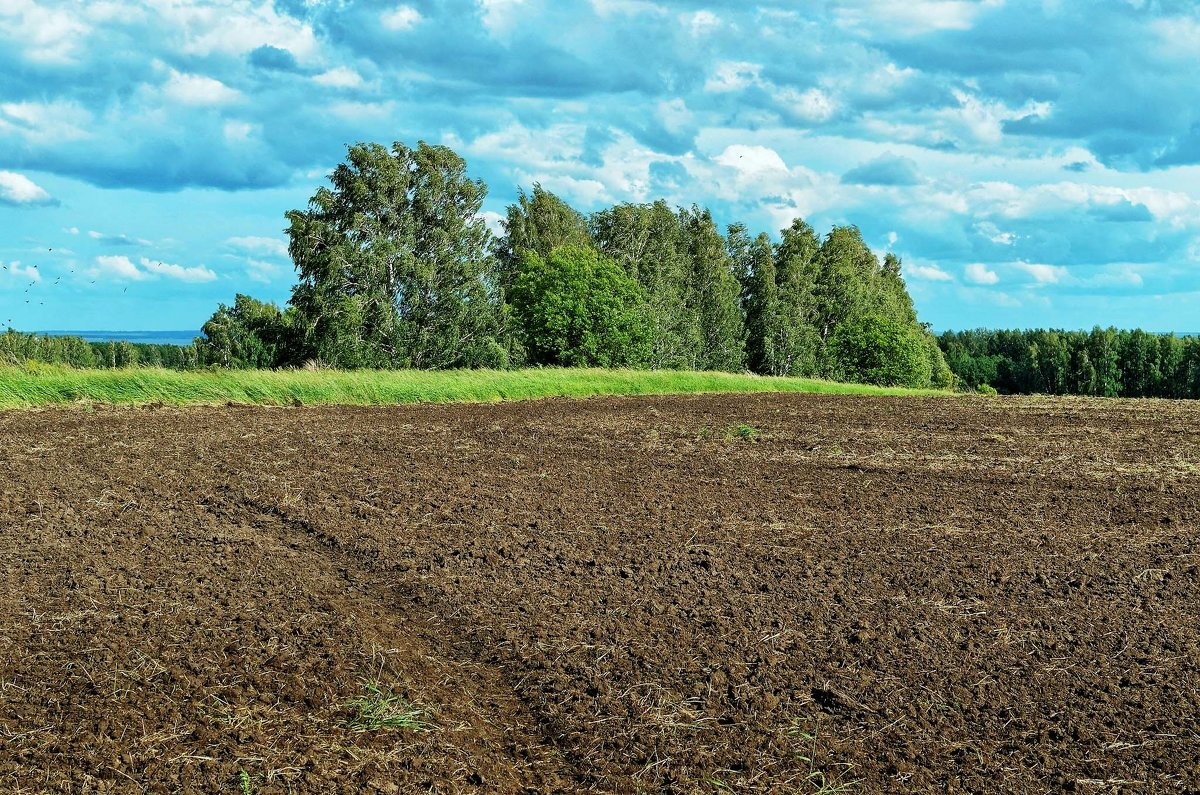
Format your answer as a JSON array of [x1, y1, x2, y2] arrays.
[[1, 394, 1198, 794]]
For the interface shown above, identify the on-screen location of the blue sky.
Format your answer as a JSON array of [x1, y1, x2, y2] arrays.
[[2, 0, 1199, 333]]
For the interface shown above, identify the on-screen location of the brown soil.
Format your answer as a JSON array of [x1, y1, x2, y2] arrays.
[[1, 394, 1198, 794]]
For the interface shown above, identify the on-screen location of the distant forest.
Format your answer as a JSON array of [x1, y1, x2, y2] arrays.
[[940, 328, 1200, 399], [4, 139, 1198, 399]]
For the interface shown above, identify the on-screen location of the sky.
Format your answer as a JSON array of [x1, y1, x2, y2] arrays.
[[2, 0, 1199, 334]]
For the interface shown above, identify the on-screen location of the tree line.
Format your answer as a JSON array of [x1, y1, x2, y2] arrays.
[[13, 139, 1192, 398], [939, 328, 1200, 398], [197, 140, 951, 388], [0, 329, 202, 369]]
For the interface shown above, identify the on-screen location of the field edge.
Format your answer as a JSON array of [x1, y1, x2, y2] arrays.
[[0, 365, 948, 409]]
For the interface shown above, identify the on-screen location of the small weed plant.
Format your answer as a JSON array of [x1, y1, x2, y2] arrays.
[[345, 680, 429, 732], [730, 423, 762, 441], [788, 722, 861, 794]]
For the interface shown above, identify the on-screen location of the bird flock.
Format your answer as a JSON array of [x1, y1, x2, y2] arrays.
[[3, 245, 132, 328]]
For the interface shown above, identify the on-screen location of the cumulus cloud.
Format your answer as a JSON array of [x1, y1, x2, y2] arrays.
[[841, 153, 921, 186], [88, 230, 150, 247], [243, 258, 282, 283], [94, 254, 146, 281], [380, 5, 422, 31], [964, 263, 999, 285], [313, 66, 365, 88], [4, 261, 42, 282], [162, 70, 240, 105], [91, 255, 215, 282], [227, 236, 289, 258], [905, 262, 953, 282], [3, 0, 1200, 331], [1014, 262, 1069, 285], [0, 171, 55, 205], [141, 257, 217, 282]]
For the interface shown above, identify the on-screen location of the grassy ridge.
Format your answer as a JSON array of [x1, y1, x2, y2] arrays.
[[0, 365, 945, 409]]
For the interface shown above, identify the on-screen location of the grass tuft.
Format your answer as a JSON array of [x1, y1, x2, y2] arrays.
[[0, 366, 947, 410], [344, 681, 428, 732]]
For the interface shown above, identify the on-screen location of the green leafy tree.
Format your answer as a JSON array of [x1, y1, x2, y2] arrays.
[[286, 141, 504, 369], [742, 232, 781, 374], [1087, 327, 1123, 397], [827, 313, 932, 387], [924, 331, 955, 389], [495, 184, 591, 294], [199, 294, 288, 368], [508, 245, 650, 367], [680, 206, 745, 371], [590, 201, 699, 369], [772, 219, 823, 376], [812, 226, 877, 349]]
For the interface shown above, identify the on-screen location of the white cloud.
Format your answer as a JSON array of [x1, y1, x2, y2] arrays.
[[479, 210, 506, 235], [243, 258, 281, 284], [774, 87, 837, 124], [222, 120, 257, 142], [329, 100, 395, 120], [705, 61, 763, 93], [974, 221, 1015, 245], [714, 144, 789, 176], [684, 10, 721, 35], [0, 100, 92, 141], [4, 261, 42, 283], [906, 262, 954, 281], [656, 98, 693, 134], [163, 70, 240, 105], [479, 0, 526, 36], [227, 236, 289, 258], [964, 263, 1000, 285], [834, 0, 1004, 36], [0, 0, 90, 63], [0, 171, 54, 205], [94, 255, 147, 281], [381, 5, 422, 31], [163, 2, 319, 62], [313, 66, 365, 89], [1014, 261, 1069, 285], [589, 0, 666, 18], [140, 257, 217, 283], [91, 255, 215, 282]]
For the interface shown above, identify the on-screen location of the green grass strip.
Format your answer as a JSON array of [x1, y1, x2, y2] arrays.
[[0, 365, 946, 409]]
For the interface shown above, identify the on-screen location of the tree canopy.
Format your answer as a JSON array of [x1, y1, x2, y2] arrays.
[[183, 139, 961, 389], [285, 141, 505, 369]]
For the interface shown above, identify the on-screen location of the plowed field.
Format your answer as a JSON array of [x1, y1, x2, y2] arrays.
[[2, 395, 1198, 794]]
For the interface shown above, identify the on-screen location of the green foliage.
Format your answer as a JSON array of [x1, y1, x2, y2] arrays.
[[589, 201, 701, 369], [1, 329, 99, 367], [509, 246, 651, 367], [0, 329, 204, 370], [771, 220, 823, 376], [827, 313, 932, 388], [495, 184, 592, 295], [811, 226, 877, 347], [198, 294, 288, 368], [924, 332, 956, 390], [286, 140, 503, 369], [938, 327, 1200, 398], [730, 423, 762, 441], [680, 207, 746, 371]]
